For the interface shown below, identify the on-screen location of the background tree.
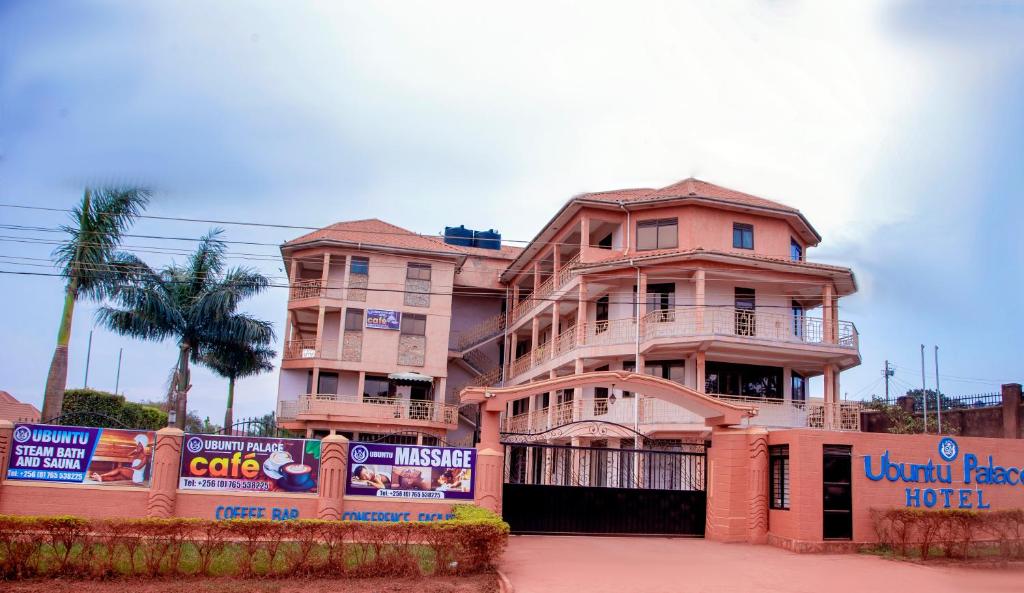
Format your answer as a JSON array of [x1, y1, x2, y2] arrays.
[[43, 186, 151, 420], [98, 229, 274, 428], [202, 343, 276, 430]]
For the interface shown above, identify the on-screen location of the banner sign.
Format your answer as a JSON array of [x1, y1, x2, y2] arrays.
[[180, 434, 321, 494], [346, 442, 475, 500], [863, 437, 1021, 509], [7, 423, 155, 487], [366, 309, 401, 330]]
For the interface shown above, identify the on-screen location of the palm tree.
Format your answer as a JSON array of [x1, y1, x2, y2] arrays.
[[97, 229, 274, 429], [42, 186, 151, 421], [202, 343, 276, 431]]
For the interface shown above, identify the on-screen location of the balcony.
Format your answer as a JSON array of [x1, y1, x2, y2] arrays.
[[506, 307, 858, 381], [289, 279, 323, 300], [278, 394, 459, 428], [509, 252, 581, 324], [501, 395, 861, 435]]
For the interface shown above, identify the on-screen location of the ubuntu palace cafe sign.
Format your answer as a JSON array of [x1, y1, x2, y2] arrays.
[[864, 437, 1023, 509]]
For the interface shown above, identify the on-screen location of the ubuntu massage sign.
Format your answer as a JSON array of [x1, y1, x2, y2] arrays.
[[346, 442, 475, 500], [864, 437, 1024, 509]]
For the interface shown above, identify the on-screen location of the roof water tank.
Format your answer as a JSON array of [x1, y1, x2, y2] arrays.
[[444, 225, 475, 247], [473, 229, 501, 250]]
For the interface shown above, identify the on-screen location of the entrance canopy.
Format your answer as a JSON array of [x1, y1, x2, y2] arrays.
[[460, 370, 757, 427]]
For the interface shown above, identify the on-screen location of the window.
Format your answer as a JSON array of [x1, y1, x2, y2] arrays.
[[645, 282, 676, 321], [363, 375, 391, 399], [350, 256, 369, 275], [770, 445, 790, 510], [790, 238, 803, 261], [597, 233, 613, 249], [400, 313, 426, 336], [345, 308, 364, 331], [732, 223, 754, 250], [511, 397, 529, 416], [637, 218, 678, 251], [791, 300, 804, 338], [406, 263, 431, 281], [595, 295, 609, 333], [705, 361, 783, 399], [735, 287, 755, 336], [791, 372, 806, 403]]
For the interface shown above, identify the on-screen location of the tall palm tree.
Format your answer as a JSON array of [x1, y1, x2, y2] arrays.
[[43, 186, 151, 421], [97, 229, 274, 429], [202, 343, 276, 431]]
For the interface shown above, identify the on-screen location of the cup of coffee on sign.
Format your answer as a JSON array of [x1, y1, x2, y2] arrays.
[[278, 463, 316, 491]]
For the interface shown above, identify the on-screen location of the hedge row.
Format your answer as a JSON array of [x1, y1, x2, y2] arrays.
[[871, 508, 1024, 560], [0, 505, 508, 580]]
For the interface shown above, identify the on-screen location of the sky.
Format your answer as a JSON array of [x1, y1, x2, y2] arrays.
[[0, 1, 1022, 423]]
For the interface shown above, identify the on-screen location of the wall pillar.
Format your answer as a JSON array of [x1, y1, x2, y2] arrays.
[[823, 365, 836, 430], [0, 420, 12, 508], [822, 283, 835, 344], [637, 271, 648, 317], [706, 426, 768, 543], [1002, 383, 1022, 439], [530, 317, 540, 364], [146, 427, 183, 518], [474, 407, 504, 513], [576, 278, 588, 347], [316, 434, 349, 520], [696, 351, 707, 394], [695, 269, 706, 331], [550, 304, 559, 360], [573, 358, 584, 421]]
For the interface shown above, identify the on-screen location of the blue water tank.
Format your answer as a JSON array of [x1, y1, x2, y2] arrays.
[[444, 225, 475, 247], [473, 229, 501, 250]]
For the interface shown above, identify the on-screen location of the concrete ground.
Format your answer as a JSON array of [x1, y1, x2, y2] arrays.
[[501, 536, 1024, 593]]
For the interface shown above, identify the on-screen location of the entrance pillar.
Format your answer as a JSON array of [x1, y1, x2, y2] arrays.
[[474, 407, 504, 514], [706, 426, 769, 543], [316, 434, 349, 519], [146, 427, 183, 518]]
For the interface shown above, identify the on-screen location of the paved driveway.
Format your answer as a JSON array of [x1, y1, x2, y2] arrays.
[[501, 536, 1023, 593]]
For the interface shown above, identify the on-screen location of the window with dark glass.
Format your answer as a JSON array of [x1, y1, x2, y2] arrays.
[[344, 308, 364, 331], [511, 397, 529, 416], [595, 295, 609, 333], [733, 223, 754, 249], [790, 238, 803, 261], [363, 375, 391, 399], [350, 256, 369, 275], [791, 372, 806, 403], [791, 300, 804, 338], [637, 218, 678, 251], [597, 233, 613, 249], [735, 287, 755, 336], [400, 313, 426, 335], [406, 262, 431, 281], [704, 361, 782, 399], [645, 282, 676, 321], [769, 445, 790, 510]]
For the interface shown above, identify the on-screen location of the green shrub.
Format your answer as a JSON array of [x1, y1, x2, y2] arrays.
[[59, 389, 167, 430], [0, 507, 508, 580], [871, 508, 1024, 561]]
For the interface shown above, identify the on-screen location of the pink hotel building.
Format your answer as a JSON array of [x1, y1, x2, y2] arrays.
[[276, 178, 861, 445]]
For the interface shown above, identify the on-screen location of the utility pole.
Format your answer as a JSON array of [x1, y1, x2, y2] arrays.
[[934, 346, 942, 434], [114, 348, 123, 395], [920, 344, 928, 433], [882, 360, 894, 402], [83, 329, 94, 388]]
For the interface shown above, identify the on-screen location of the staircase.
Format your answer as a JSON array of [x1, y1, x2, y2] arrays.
[[451, 313, 506, 354]]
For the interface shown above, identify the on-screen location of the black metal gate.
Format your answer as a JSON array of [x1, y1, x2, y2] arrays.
[[501, 439, 707, 536]]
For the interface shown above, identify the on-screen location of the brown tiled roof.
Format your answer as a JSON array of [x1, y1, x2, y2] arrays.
[[578, 247, 852, 273], [578, 177, 799, 213], [0, 391, 40, 423], [283, 218, 521, 260]]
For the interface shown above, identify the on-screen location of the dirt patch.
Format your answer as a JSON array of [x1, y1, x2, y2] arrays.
[[0, 575, 499, 593]]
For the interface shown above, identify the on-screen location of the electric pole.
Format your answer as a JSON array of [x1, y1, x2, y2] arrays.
[[882, 360, 894, 402], [934, 346, 942, 434], [920, 344, 928, 433]]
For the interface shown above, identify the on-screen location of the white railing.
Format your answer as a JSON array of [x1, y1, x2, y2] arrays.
[[278, 394, 459, 426], [499, 394, 862, 434]]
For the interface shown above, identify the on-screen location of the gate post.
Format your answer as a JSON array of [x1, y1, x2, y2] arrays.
[[474, 408, 504, 513], [0, 420, 12, 508], [146, 427, 183, 518], [705, 426, 769, 543], [317, 434, 349, 520]]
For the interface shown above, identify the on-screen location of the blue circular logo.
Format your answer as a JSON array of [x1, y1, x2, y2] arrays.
[[351, 445, 369, 464], [186, 437, 204, 454], [938, 437, 959, 462], [13, 426, 31, 443]]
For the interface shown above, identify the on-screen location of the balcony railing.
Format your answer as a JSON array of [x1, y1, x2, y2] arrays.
[[283, 339, 340, 360], [504, 306, 858, 380], [510, 252, 582, 324], [289, 279, 323, 300], [278, 394, 459, 426], [500, 394, 861, 434], [451, 313, 506, 352]]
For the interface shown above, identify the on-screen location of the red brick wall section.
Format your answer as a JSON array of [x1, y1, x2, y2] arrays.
[[767, 429, 1024, 551]]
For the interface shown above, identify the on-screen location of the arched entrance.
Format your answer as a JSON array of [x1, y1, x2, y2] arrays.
[[460, 371, 757, 535]]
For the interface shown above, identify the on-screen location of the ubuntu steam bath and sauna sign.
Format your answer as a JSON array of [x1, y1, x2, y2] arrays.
[[7, 423, 155, 487], [346, 442, 475, 500], [179, 434, 322, 494], [864, 437, 1023, 509]]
